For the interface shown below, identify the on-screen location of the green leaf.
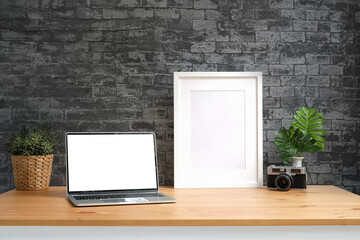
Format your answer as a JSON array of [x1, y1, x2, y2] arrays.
[[291, 107, 327, 151], [5, 127, 58, 156], [275, 125, 324, 165]]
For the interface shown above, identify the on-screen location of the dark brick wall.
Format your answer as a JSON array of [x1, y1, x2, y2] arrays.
[[0, 0, 359, 194]]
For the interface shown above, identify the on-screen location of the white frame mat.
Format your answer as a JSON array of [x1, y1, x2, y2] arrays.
[[174, 72, 263, 188]]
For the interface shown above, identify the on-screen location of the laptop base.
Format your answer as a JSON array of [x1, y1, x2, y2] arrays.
[[68, 193, 176, 207]]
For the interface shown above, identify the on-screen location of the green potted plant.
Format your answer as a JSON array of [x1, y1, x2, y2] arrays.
[[5, 127, 58, 191], [275, 107, 327, 167]]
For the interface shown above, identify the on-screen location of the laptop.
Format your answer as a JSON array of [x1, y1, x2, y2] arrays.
[[66, 132, 176, 207]]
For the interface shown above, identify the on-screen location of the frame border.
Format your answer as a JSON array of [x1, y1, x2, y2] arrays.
[[174, 72, 263, 188]]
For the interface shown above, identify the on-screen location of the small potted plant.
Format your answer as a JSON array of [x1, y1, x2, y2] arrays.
[[275, 107, 327, 167], [5, 127, 58, 191]]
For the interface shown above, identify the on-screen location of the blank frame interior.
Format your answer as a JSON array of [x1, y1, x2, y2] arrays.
[[174, 72, 263, 188]]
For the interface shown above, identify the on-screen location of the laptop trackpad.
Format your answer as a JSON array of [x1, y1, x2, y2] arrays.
[[102, 198, 148, 203], [102, 199, 126, 203]]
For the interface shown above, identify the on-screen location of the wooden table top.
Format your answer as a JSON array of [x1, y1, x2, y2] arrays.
[[0, 186, 359, 226]]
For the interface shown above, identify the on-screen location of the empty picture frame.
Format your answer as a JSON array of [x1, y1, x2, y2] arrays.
[[174, 72, 263, 188]]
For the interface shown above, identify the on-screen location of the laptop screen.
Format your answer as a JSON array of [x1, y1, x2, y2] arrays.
[[66, 133, 158, 193]]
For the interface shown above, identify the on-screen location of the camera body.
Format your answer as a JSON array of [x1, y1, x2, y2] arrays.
[[267, 165, 307, 191]]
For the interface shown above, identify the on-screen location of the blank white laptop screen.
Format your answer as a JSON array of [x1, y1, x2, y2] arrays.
[[67, 133, 157, 192]]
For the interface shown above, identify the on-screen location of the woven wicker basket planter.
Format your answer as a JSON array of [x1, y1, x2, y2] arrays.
[[11, 154, 53, 191]]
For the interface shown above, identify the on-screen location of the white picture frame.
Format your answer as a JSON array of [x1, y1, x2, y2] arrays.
[[174, 72, 263, 188]]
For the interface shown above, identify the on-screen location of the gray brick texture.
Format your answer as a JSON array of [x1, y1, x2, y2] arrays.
[[0, 0, 359, 194]]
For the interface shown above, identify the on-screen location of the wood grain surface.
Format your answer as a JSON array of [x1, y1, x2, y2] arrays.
[[0, 186, 359, 226]]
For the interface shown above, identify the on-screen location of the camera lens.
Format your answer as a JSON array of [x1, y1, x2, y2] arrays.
[[275, 173, 293, 191]]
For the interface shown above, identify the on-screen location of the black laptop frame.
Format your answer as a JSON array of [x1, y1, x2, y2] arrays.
[[66, 132, 160, 196]]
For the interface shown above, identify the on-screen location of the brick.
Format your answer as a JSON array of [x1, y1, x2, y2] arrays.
[[294, 21, 318, 31], [343, 176, 360, 187], [264, 97, 281, 109], [318, 21, 331, 32], [216, 42, 242, 53], [332, 164, 357, 176], [331, 32, 355, 44], [306, 10, 330, 21], [268, 20, 292, 31], [230, 9, 245, 21], [131, 120, 155, 130], [11, 42, 37, 53], [53, 9, 77, 19], [283, 97, 306, 108], [306, 32, 330, 43], [319, 88, 343, 99], [206, 10, 224, 20], [180, 9, 205, 20], [205, 31, 229, 42], [116, 0, 142, 7], [168, 0, 193, 8], [77, 8, 103, 19], [280, 76, 306, 86], [306, 163, 332, 174], [66, 109, 117, 120], [305, 54, 330, 64], [255, 53, 280, 64], [280, 53, 305, 64], [294, 65, 307, 75], [13, 109, 39, 120], [102, 120, 129, 131], [319, 65, 344, 76], [217, 64, 244, 71], [270, 86, 295, 97], [256, 31, 280, 42], [91, 19, 141, 30], [154, 8, 180, 18], [167, 19, 193, 30], [280, 32, 305, 42], [332, 142, 357, 153], [318, 174, 341, 185], [356, 11, 360, 23], [193, 20, 217, 30], [244, 64, 269, 75], [191, 42, 215, 53], [193, 63, 217, 71], [255, 9, 280, 20], [307, 64, 319, 75], [89, 42, 114, 53], [103, 9, 128, 19], [39, 110, 64, 120], [270, 0, 293, 9], [269, 65, 293, 75], [280, 9, 306, 20], [243, 0, 268, 9], [241, 42, 266, 53], [128, 8, 154, 18], [204, 53, 228, 64], [268, 108, 293, 119], [230, 30, 255, 42], [332, 120, 356, 131], [306, 76, 329, 87], [330, 22, 345, 33], [63, 42, 88, 53], [143, 0, 167, 7], [194, 0, 219, 9], [263, 119, 282, 130], [0, 176, 11, 188], [229, 54, 254, 64]]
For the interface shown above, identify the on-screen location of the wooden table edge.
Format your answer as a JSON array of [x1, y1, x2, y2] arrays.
[[1, 219, 360, 226]]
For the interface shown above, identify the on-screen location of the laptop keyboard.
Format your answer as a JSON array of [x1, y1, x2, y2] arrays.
[[73, 193, 164, 200]]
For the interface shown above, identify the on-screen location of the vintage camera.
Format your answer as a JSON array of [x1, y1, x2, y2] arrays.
[[267, 165, 307, 191]]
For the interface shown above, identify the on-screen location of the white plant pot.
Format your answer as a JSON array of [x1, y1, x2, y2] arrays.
[[292, 157, 304, 167]]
